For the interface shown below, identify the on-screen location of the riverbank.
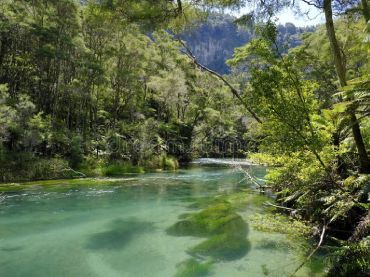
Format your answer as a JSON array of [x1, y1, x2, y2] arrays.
[[0, 155, 180, 184]]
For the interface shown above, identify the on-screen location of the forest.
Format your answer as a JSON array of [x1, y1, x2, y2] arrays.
[[0, 0, 369, 276]]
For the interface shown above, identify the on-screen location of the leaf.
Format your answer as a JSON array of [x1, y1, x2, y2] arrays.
[[332, 102, 350, 113]]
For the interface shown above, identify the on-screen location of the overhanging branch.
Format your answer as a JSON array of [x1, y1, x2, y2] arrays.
[[290, 222, 327, 276], [176, 38, 263, 123]]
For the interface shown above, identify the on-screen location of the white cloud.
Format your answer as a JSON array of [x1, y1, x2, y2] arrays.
[[277, 6, 324, 26], [233, 2, 325, 27]]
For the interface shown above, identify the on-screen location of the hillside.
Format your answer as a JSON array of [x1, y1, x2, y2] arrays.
[[181, 14, 315, 74]]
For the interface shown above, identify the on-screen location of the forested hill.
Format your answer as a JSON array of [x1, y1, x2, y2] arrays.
[[181, 14, 315, 74]]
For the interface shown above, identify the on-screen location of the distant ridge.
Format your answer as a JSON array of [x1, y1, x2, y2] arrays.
[[181, 14, 315, 74]]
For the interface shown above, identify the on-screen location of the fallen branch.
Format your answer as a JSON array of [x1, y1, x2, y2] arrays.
[[60, 168, 86, 178], [0, 192, 5, 203], [176, 37, 262, 123], [263, 201, 297, 211], [289, 222, 327, 276], [233, 164, 259, 184]]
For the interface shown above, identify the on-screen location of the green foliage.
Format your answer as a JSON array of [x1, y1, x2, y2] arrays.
[[1, 1, 369, 274], [0, 155, 69, 183], [0, 0, 246, 182], [249, 213, 312, 237], [327, 237, 370, 277], [161, 156, 179, 170], [69, 135, 84, 168], [228, 17, 370, 274]]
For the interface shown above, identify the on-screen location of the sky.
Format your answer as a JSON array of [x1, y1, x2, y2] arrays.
[[235, 3, 325, 27]]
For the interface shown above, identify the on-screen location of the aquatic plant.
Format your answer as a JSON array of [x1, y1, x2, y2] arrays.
[[167, 203, 247, 237], [261, 264, 269, 276], [188, 233, 250, 260], [174, 258, 213, 277], [254, 238, 292, 252], [167, 199, 250, 261], [249, 213, 312, 238]]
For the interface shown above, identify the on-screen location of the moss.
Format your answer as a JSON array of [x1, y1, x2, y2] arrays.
[[167, 203, 247, 237], [188, 191, 270, 212], [249, 213, 312, 237], [261, 264, 269, 276], [174, 258, 213, 277], [187, 196, 229, 209], [167, 200, 250, 261], [178, 213, 192, 220], [0, 183, 25, 192], [254, 238, 291, 252], [0, 177, 138, 192], [188, 233, 250, 261]]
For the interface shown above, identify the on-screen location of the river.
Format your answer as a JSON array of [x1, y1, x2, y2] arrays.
[[0, 159, 325, 277]]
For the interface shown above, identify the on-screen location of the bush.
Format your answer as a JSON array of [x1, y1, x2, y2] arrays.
[[327, 237, 370, 277], [161, 156, 179, 170], [0, 154, 69, 182], [69, 135, 84, 168], [142, 155, 179, 170]]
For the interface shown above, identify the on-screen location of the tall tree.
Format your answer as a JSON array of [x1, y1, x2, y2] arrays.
[[323, 0, 370, 173]]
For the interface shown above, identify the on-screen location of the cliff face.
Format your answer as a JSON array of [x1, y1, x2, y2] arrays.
[[181, 15, 252, 74], [181, 15, 314, 74]]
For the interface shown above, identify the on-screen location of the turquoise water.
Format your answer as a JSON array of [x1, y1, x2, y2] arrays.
[[0, 163, 323, 277]]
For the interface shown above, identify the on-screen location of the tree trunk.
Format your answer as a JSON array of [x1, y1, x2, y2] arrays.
[[361, 0, 370, 22], [323, 0, 346, 87], [350, 113, 370, 172], [323, 0, 370, 173]]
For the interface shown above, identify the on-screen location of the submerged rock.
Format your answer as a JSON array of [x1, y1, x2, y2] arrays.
[[167, 203, 247, 237], [167, 200, 250, 261]]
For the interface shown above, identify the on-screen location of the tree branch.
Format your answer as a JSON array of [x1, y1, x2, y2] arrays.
[[300, 0, 323, 9], [176, 38, 263, 123], [289, 222, 327, 276], [263, 201, 298, 211], [176, 0, 183, 14]]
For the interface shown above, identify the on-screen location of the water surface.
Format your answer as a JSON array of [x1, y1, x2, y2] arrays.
[[0, 162, 323, 277]]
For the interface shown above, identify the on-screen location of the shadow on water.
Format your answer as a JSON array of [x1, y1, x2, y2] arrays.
[[1, 246, 24, 252], [85, 218, 154, 251]]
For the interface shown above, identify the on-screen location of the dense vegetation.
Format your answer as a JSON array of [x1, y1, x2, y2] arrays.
[[1, 0, 370, 275], [0, 0, 250, 181]]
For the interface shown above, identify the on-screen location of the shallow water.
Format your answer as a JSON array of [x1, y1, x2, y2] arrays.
[[0, 162, 324, 277]]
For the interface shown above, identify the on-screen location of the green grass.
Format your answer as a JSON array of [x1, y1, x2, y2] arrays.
[[0, 177, 140, 192]]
